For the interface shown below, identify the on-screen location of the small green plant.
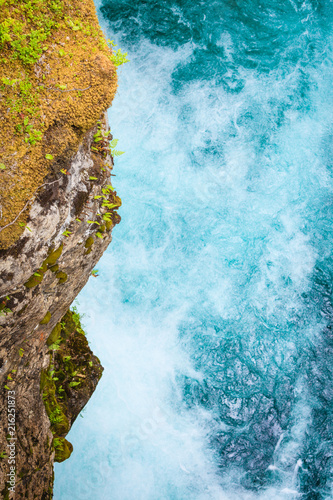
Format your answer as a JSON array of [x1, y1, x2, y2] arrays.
[[49, 339, 62, 351], [50, 0, 63, 14], [0, 307, 12, 316], [62, 230, 71, 237], [66, 19, 81, 31], [0, 163, 6, 170], [45, 154, 54, 160], [102, 201, 119, 209], [109, 138, 125, 157], [102, 184, 115, 193], [27, 128, 42, 145], [93, 129, 104, 143], [91, 269, 99, 277], [53, 437, 63, 450], [1, 77, 17, 86], [18, 222, 32, 232], [92, 126, 124, 157], [70, 306, 85, 336], [0, 451, 8, 459], [107, 39, 129, 67], [0, 17, 49, 65], [18, 348, 24, 357], [49, 407, 63, 425], [68, 380, 80, 388]]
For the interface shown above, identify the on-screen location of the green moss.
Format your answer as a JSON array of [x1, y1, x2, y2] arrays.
[[45, 244, 63, 266], [24, 252, 54, 288], [41, 309, 103, 468], [40, 260, 48, 273], [46, 323, 61, 346], [40, 311, 51, 325], [49, 264, 59, 273], [56, 271, 68, 284], [71, 306, 86, 335], [57, 311, 74, 340], [24, 271, 44, 288], [99, 224, 106, 233], [85, 247, 92, 255], [53, 437, 73, 463], [54, 368, 66, 384], [105, 220, 113, 231], [84, 236, 94, 248], [40, 369, 48, 392], [42, 380, 70, 436]]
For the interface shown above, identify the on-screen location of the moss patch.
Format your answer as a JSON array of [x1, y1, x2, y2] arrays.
[[0, 0, 118, 250], [24, 270, 44, 288], [24, 242, 64, 287], [41, 309, 103, 463], [84, 236, 94, 248], [40, 311, 51, 324], [56, 270, 67, 284], [105, 220, 113, 231], [45, 244, 63, 266], [53, 437, 73, 462], [46, 323, 61, 346]]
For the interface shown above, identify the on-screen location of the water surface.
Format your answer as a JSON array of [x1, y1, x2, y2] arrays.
[[55, 1, 333, 498]]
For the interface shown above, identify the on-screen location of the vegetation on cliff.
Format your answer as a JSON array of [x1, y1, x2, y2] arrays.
[[41, 309, 103, 463], [0, 2, 125, 495], [0, 0, 121, 249]]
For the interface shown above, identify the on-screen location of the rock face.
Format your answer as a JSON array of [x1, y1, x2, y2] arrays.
[[0, 114, 121, 498], [0, 1, 121, 496]]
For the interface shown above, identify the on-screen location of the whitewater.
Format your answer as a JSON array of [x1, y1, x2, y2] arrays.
[[55, 1, 333, 498]]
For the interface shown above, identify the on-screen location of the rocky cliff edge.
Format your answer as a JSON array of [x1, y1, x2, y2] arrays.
[[0, 0, 122, 497]]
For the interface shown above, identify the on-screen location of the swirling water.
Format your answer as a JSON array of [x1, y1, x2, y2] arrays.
[[55, 1, 333, 499]]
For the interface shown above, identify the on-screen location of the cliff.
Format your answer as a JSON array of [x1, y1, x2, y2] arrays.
[[0, 0, 122, 498]]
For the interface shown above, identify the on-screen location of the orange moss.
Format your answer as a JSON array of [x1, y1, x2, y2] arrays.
[[0, 0, 118, 249]]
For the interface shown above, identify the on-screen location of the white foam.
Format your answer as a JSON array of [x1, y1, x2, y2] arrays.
[[55, 4, 333, 499]]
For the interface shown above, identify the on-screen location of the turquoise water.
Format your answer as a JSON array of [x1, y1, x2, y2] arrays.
[[55, 1, 333, 499]]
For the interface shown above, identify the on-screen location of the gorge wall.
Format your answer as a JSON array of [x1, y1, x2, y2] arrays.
[[0, 0, 121, 497]]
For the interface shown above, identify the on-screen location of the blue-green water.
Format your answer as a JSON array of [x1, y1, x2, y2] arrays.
[[55, 1, 333, 498]]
